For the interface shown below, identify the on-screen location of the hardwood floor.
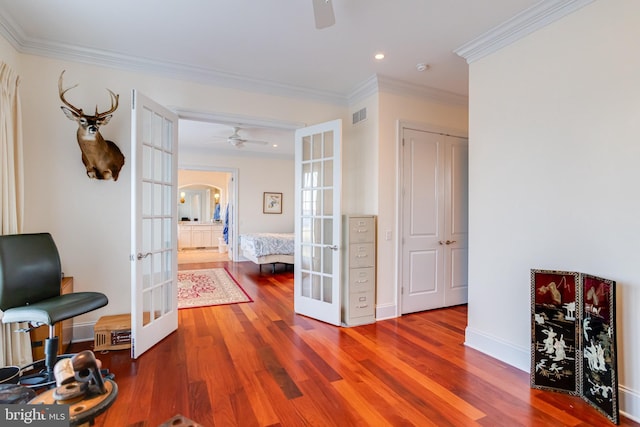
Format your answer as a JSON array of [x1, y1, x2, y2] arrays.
[[71, 260, 638, 426]]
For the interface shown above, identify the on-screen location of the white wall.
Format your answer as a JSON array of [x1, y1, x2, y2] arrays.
[[341, 88, 469, 320], [376, 90, 468, 318], [467, 0, 640, 419], [0, 34, 19, 73], [1, 46, 346, 338], [178, 152, 295, 234], [343, 94, 379, 216]]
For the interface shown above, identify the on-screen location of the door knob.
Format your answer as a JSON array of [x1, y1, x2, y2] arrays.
[[136, 252, 152, 260], [445, 240, 456, 245]]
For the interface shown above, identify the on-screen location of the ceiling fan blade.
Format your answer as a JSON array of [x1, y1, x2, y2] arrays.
[[211, 126, 272, 148], [228, 138, 269, 149], [312, 0, 335, 29]]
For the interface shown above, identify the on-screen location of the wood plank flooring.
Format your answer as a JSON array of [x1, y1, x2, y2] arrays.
[[71, 260, 638, 426]]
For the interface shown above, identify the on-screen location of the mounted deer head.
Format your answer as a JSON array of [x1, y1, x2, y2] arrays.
[[58, 70, 125, 181]]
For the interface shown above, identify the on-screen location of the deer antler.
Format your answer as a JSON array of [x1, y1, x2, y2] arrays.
[[58, 70, 83, 116], [58, 70, 119, 118], [95, 89, 119, 118]]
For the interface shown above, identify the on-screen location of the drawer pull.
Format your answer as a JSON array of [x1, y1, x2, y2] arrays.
[[355, 279, 369, 283], [356, 254, 368, 258], [357, 304, 369, 308], [358, 296, 367, 302]]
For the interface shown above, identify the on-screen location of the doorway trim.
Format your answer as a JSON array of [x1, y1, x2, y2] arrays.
[[175, 109, 304, 131], [173, 109, 306, 262]]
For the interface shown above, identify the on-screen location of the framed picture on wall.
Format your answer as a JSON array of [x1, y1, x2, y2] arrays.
[[263, 192, 282, 214]]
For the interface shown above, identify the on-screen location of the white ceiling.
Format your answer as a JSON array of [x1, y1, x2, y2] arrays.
[[178, 119, 300, 158], [0, 0, 540, 155]]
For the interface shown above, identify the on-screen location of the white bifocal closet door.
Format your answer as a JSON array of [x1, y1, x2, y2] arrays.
[[400, 127, 468, 314]]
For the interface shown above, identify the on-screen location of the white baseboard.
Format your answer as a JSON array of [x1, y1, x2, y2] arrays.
[[465, 326, 640, 421], [464, 326, 530, 372], [621, 385, 640, 423], [375, 303, 397, 321], [71, 321, 97, 343]]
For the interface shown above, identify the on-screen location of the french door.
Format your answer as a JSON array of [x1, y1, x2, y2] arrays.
[[294, 119, 342, 326], [130, 90, 179, 358]]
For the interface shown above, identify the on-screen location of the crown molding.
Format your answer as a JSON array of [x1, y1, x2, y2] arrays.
[[454, 0, 595, 64], [347, 74, 468, 107], [174, 109, 306, 131], [0, 13, 349, 106], [376, 75, 468, 106], [1, 11, 466, 108], [180, 144, 294, 160], [0, 10, 22, 48]]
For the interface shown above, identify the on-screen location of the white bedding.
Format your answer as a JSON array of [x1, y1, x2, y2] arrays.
[[240, 233, 294, 272], [240, 233, 294, 258]]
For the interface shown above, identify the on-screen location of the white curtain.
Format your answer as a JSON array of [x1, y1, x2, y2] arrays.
[[0, 61, 32, 367]]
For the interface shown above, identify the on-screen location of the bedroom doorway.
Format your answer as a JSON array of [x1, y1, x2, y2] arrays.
[[176, 110, 303, 269]]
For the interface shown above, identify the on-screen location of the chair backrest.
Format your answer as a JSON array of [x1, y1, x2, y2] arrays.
[[0, 233, 62, 311]]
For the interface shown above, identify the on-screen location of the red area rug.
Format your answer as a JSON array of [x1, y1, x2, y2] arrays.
[[177, 268, 252, 309]]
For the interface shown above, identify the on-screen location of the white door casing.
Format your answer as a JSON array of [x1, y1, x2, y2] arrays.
[[130, 90, 179, 358], [400, 126, 468, 314], [294, 119, 342, 326]]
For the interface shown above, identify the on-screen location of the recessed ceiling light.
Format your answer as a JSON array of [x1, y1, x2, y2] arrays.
[[272, 144, 278, 148], [374, 53, 385, 60]]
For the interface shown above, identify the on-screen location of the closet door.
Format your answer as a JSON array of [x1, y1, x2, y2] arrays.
[[443, 136, 468, 307], [400, 127, 468, 314]]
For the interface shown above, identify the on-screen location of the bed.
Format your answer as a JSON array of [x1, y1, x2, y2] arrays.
[[240, 232, 294, 273]]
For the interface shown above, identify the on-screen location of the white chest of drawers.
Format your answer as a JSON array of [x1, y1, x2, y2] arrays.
[[342, 215, 376, 326]]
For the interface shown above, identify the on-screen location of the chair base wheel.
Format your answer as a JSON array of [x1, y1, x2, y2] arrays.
[[18, 354, 73, 390]]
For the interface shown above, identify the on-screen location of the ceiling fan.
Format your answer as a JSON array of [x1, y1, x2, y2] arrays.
[[312, 0, 335, 29], [221, 126, 269, 149]]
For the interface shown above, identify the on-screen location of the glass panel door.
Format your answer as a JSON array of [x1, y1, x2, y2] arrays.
[[131, 90, 178, 358], [294, 120, 342, 325]]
